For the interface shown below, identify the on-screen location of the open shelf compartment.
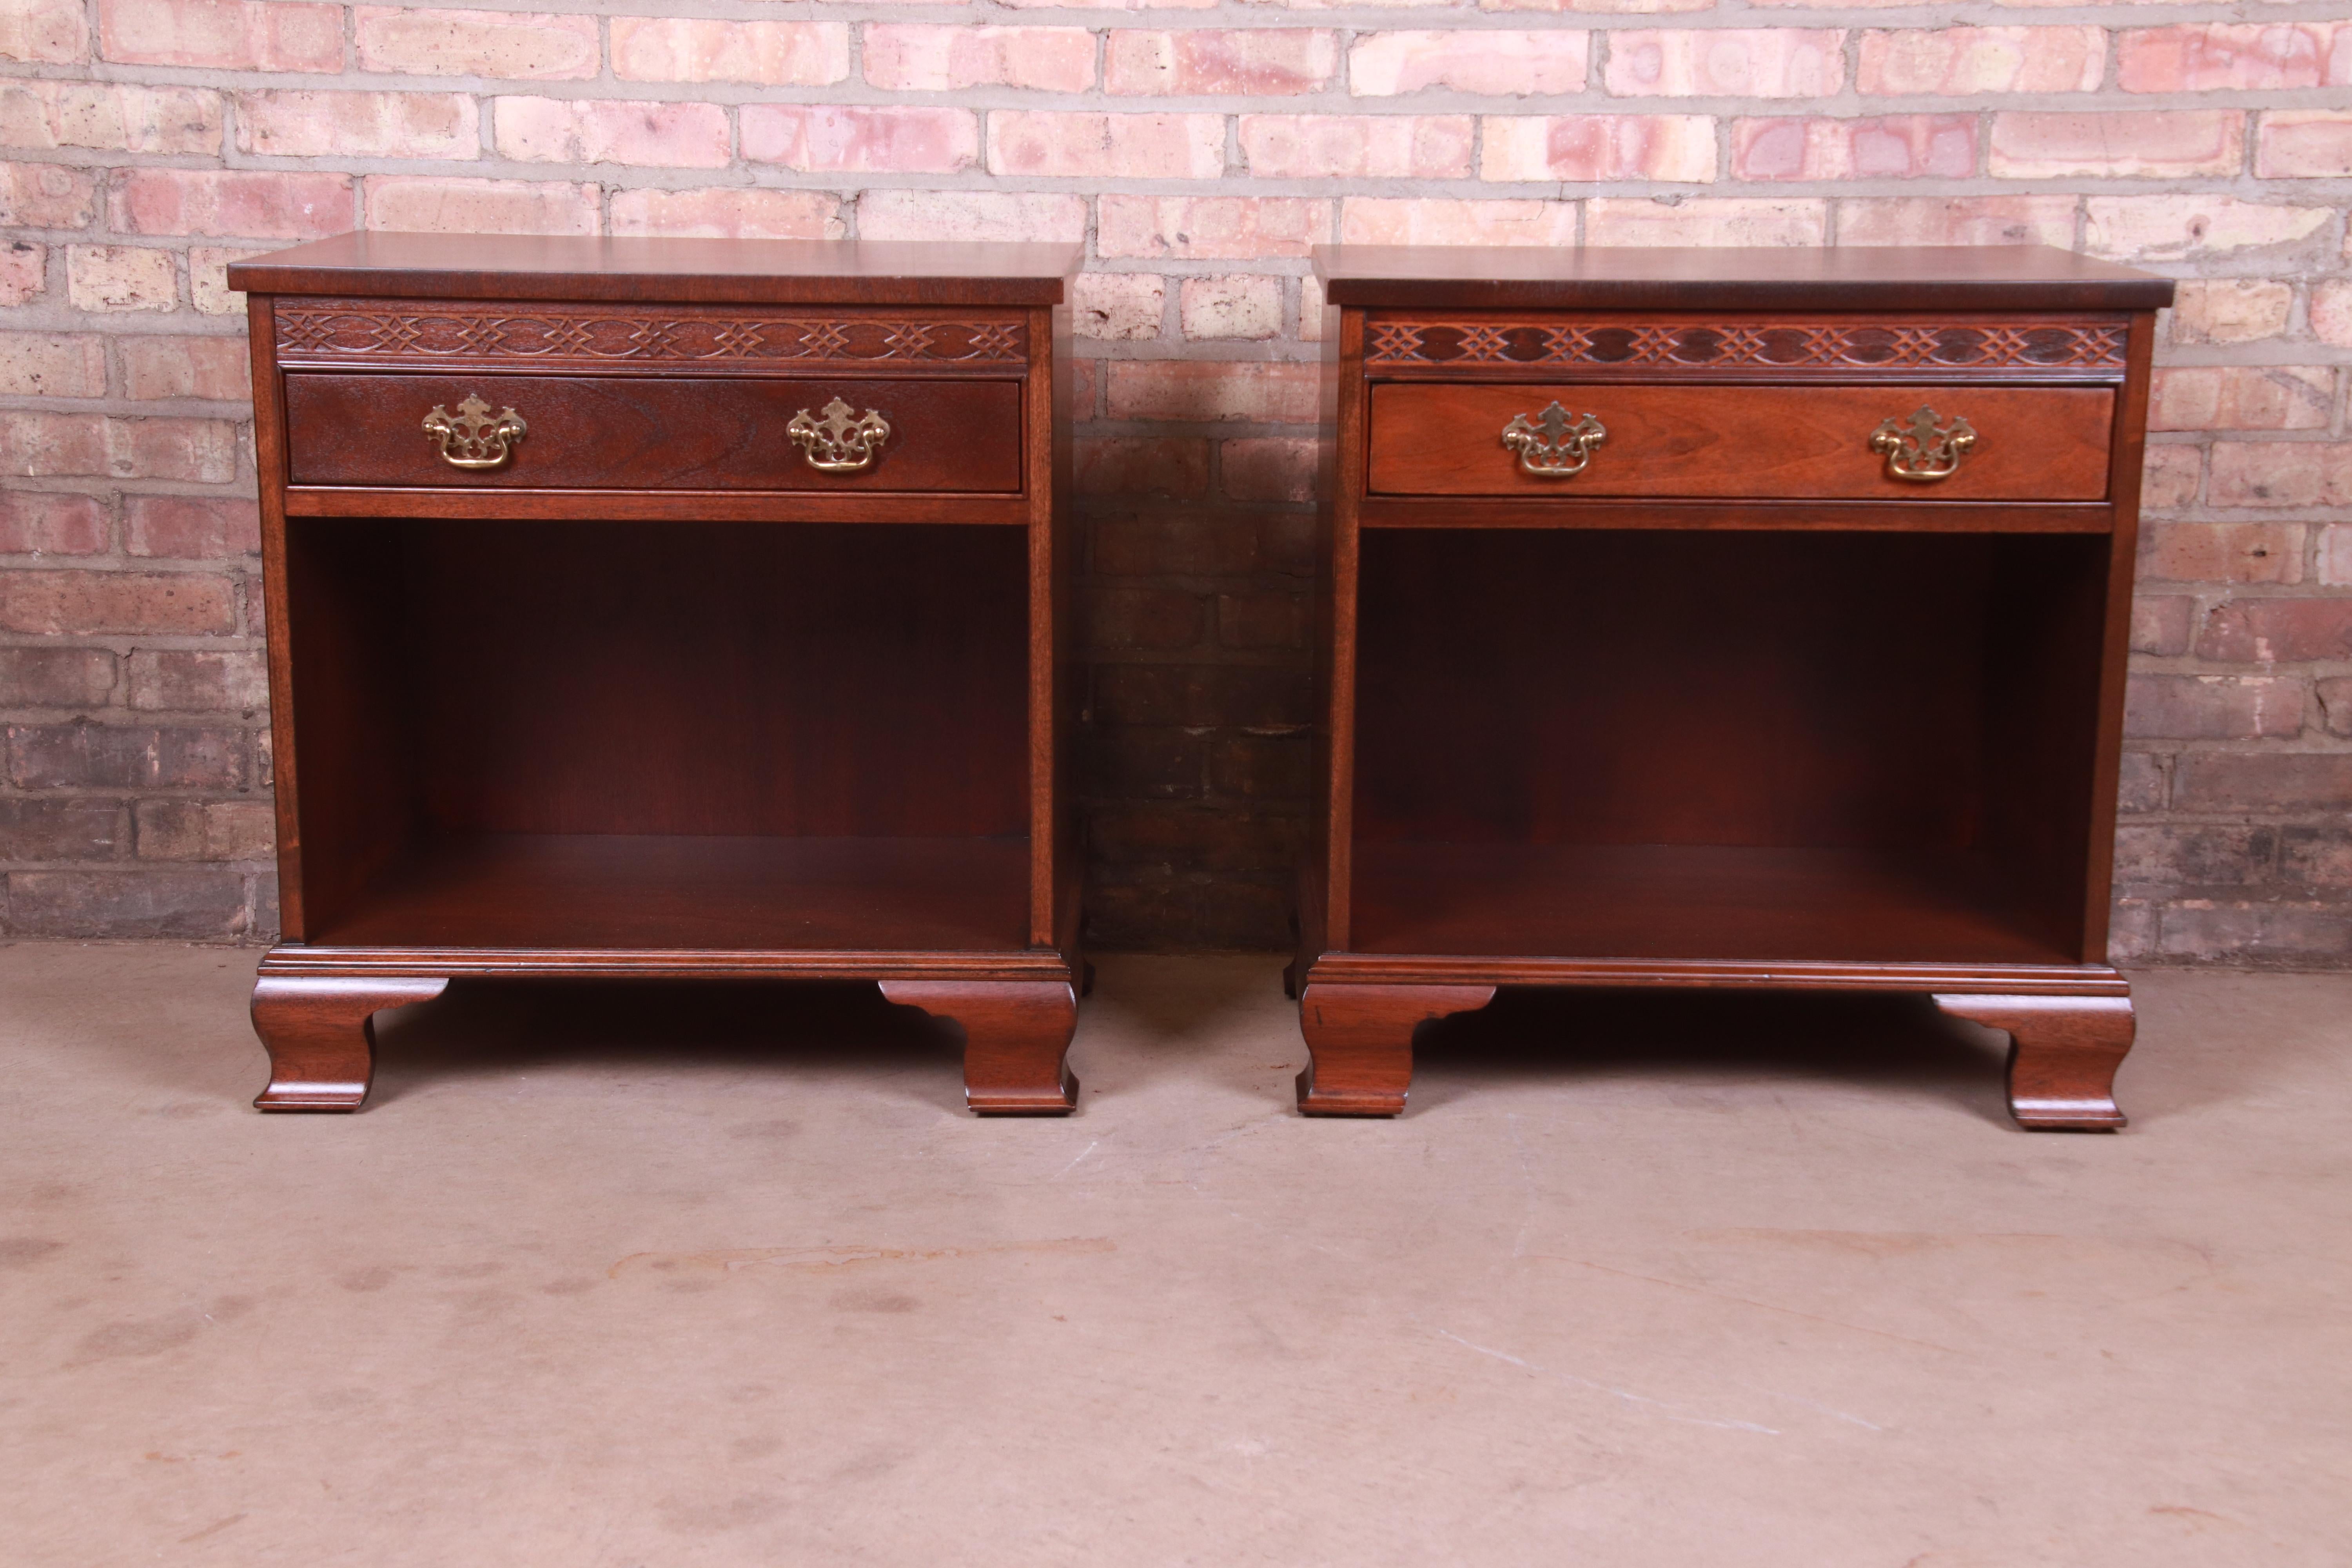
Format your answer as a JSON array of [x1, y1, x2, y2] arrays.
[[283, 517, 1033, 952], [1350, 528, 2109, 966]]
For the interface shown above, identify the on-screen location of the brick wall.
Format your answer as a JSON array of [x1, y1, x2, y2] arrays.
[[0, 0, 2347, 960]]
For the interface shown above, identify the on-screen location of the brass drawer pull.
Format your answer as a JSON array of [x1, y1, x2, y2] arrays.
[[421, 394, 527, 470], [788, 397, 891, 473], [1501, 401, 1606, 479], [1871, 406, 1976, 483]]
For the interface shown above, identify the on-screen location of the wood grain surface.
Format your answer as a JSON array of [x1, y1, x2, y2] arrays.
[[1367, 382, 2114, 501]]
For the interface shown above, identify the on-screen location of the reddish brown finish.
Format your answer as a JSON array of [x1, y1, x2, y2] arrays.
[[881, 979, 1079, 1114], [1301, 245, 2170, 1130], [230, 233, 1084, 306], [1933, 994, 2134, 1131], [1367, 383, 2113, 501], [1296, 983, 1496, 1116], [1363, 313, 2131, 378], [284, 374, 1024, 494], [241, 234, 1081, 1113], [250, 975, 447, 1111], [1314, 245, 2176, 312]]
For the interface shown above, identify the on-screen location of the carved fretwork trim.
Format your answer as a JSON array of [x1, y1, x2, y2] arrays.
[[1365, 318, 2130, 374], [275, 301, 1029, 366]]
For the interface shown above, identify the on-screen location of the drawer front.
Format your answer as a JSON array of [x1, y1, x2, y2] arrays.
[[1367, 383, 2114, 502], [283, 374, 1024, 493]]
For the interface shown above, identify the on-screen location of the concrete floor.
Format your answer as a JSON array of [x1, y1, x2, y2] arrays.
[[0, 947, 2346, 1566]]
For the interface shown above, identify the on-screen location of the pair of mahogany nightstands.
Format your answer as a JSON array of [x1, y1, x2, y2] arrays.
[[232, 236, 2170, 1132]]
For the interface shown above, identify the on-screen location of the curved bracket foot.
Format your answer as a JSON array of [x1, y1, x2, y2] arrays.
[[881, 979, 1079, 1115], [1933, 993, 2134, 1131], [250, 975, 448, 1112], [1296, 982, 1497, 1116]]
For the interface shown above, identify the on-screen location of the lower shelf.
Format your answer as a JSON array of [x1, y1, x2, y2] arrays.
[[311, 833, 1031, 952], [1350, 840, 2077, 966]]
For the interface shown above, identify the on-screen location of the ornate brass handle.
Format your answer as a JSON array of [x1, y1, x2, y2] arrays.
[[787, 397, 891, 473], [421, 394, 527, 470], [1870, 406, 1976, 483], [1501, 402, 1606, 479]]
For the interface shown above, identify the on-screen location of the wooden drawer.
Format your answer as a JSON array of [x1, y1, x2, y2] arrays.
[[1367, 383, 2114, 502], [283, 373, 1024, 494]]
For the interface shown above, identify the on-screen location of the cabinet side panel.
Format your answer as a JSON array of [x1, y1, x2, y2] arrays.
[[1319, 307, 1367, 956], [249, 297, 305, 940], [2083, 310, 2159, 963]]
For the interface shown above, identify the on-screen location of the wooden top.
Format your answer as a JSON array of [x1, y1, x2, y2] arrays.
[[1313, 245, 2174, 311], [228, 232, 1083, 305]]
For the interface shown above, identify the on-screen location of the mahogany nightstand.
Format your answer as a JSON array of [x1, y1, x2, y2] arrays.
[[231, 234, 1084, 1114], [1293, 245, 2172, 1130]]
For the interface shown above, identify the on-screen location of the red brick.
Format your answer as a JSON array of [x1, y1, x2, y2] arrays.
[[608, 189, 843, 241], [1221, 439, 1317, 503], [2129, 595, 2195, 656], [0, 82, 221, 154], [1097, 196, 1327, 260], [2141, 524, 2302, 586], [1479, 116, 1715, 183], [1093, 512, 1310, 578], [2112, 825, 2278, 888], [2171, 279, 2293, 345], [0, 569, 236, 636], [1586, 199, 1826, 247], [2197, 599, 2352, 664], [2280, 829, 2352, 887], [1240, 115, 1472, 180], [1086, 802, 1305, 872], [5, 723, 245, 789], [1217, 592, 1309, 650], [67, 246, 174, 312], [1085, 730, 1208, 804], [2256, 112, 2352, 179], [1605, 30, 1844, 98], [189, 246, 261, 316], [1340, 198, 1577, 248], [109, 168, 351, 239], [1732, 115, 1976, 181], [743, 106, 979, 175], [134, 799, 273, 860], [2124, 675, 2304, 739], [2159, 901, 2352, 965], [1858, 27, 2104, 95], [363, 176, 599, 237], [354, 8, 596, 79], [99, 0, 339, 72], [862, 25, 1092, 92], [1209, 733, 1310, 800], [0, 799, 124, 862], [5, 869, 249, 938], [2116, 752, 2165, 814], [1105, 30, 1337, 95], [117, 335, 252, 401], [1106, 361, 1319, 425], [1989, 112, 2244, 179], [2140, 446, 2201, 513], [0, 0, 86, 64], [237, 91, 477, 160], [1084, 588, 1207, 652], [0, 493, 108, 555], [2175, 755, 2352, 814], [1835, 196, 2076, 247], [2151, 366, 2333, 432], [1092, 667, 1310, 730], [0, 414, 240, 482], [2117, 24, 2348, 93], [1074, 437, 1211, 499], [611, 18, 850, 85], [987, 112, 1225, 179], [496, 98, 731, 169], [2084, 196, 2331, 261], [2209, 443, 2352, 509], [0, 648, 114, 707], [2317, 678, 2352, 739], [1350, 30, 1588, 96], [857, 191, 1087, 245], [2324, 525, 2352, 588], [1071, 273, 1165, 341], [127, 649, 268, 712], [0, 240, 41, 307], [0, 331, 103, 397], [124, 496, 261, 557], [1180, 276, 1281, 341], [0, 160, 97, 227]]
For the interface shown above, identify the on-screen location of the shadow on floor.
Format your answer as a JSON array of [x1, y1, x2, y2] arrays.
[[1410, 987, 2015, 1126], [367, 979, 965, 1112]]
